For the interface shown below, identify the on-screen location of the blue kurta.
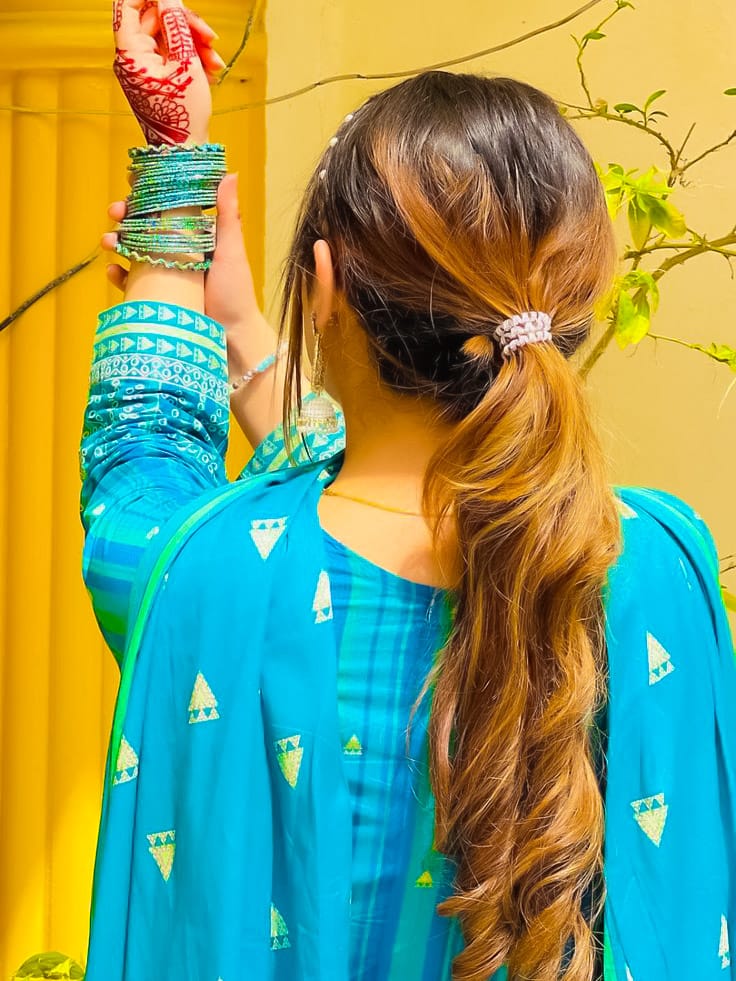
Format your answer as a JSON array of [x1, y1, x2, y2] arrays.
[[80, 301, 736, 980]]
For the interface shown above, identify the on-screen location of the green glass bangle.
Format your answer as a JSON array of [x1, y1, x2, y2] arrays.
[[116, 242, 212, 272]]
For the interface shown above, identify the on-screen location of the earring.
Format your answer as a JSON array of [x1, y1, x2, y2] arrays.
[[296, 312, 340, 436]]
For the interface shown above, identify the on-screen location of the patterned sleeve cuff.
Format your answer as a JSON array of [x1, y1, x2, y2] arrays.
[[90, 301, 229, 410]]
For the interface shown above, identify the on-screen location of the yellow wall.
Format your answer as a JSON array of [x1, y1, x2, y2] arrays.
[[1, 0, 734, 973], [0, 1, 265, 972], [263, 0, 736, 570]]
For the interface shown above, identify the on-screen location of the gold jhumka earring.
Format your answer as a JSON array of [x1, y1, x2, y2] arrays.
[[296, 312, 340, 435]]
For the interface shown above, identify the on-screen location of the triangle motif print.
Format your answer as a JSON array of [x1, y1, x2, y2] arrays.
[[249, 517, 287, 561], [720, 915, 730, 969], [647, 632, 675, 685], [113, 734, 139, 785], [617, 500, 638, 519], [275, 735, 304, 789], [313, 570, 333, 623], [271, 904, 291, 950], [625, 968, 634, 981], [631, 793, 668, 846], [147, 830, 176, 881], [188, 672, 220, 724], [343, 734, 363, 756], [415, 870, 433, 888]]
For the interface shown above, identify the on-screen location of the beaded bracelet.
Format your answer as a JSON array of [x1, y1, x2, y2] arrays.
[[230, 342, 289, 393]]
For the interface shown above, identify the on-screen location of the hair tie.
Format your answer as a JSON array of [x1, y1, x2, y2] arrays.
[[494, 311, 553, 358]]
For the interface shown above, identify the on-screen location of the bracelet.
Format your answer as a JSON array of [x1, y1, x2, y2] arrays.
[[126, 143, 227, 218], [115, 242, 212, 272], [230, 342, 288, 394]]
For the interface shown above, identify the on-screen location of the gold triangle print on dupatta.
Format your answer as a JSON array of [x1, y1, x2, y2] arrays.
[[647, 632, 675, 686], [720, 914, 731, 969], [313, 570, 333, 623], [271, 904, 291, 950], [630, 793, 669, 846], [188, 672, 220, 724], [415, 870, 433, 888], [147, 830, 176, 881], [113, 734, 139, 785], [249, 517, 288, 560], [343, 734, 363, 755], [275, 735, 304, 788]]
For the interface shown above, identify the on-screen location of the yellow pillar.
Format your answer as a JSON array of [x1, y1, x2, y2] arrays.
[[0, 2, 265, 973]]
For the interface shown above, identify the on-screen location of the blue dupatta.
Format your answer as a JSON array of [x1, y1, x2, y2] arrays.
[[81, 303, 736, 980]]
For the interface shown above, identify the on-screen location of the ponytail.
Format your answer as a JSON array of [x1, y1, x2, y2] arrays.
[[425, 345, 620, 980]]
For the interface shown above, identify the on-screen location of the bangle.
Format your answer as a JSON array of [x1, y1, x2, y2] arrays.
[[126, 143, 227, 217], [230, 342, 288, 394], [115, 243, 211, 272]]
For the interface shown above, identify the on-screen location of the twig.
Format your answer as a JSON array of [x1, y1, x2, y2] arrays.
[[681, 129, 736, 173], [216, 0, 263, 86], [580, 323, 616, 378], [651, 232, 736, 281], [0, 0, 609, 117], [211, 0, 610, 111], [0, 249, 101, 333], [672, 121, 697, 175], [564, 105, 679, 172]]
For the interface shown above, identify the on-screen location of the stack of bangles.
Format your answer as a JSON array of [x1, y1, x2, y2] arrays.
[[117, 143, 227, 272]]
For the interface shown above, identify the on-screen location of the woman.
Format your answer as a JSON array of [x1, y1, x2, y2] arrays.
[[81, 1, 736, 978]]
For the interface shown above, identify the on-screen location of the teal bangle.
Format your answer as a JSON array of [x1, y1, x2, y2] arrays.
[[116, 242, 212, 272]]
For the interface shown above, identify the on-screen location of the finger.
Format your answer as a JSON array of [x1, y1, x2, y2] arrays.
[[158, 0, 196, 64], [215, 173, 248, 259], [108, 200, 127, 221], [140, 3, 159, 36], [107, 263, 129, 291], [185, 7, 217, 43], [114, 0, 147, 47], [101, 231, 120, 252]]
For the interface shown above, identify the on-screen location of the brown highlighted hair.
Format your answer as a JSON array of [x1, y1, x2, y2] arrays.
[[281, 72, 621, 980]]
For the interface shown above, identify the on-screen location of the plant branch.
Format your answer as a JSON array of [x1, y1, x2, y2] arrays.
[[0, 249, 101, 333], [681, 129, 736, 173], [580, 323, 616, 378], [216, 0, 264, 85], [564, 105, 679, 171], [651, 232, 736, 281], [672, 121, 697, 174]]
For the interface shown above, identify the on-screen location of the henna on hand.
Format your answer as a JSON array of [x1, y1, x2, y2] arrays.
[[113, 51, 194, 145], [113, 0, 212, 146]]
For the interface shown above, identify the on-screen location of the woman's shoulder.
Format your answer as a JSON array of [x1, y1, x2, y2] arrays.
[[605, 485, 730, 686]]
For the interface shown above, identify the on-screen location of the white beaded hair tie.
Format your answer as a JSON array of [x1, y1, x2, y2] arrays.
[[494, 311, 553, 358]]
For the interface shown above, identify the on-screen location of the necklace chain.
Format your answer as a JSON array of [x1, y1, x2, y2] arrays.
[[322, 485, 429, 517]]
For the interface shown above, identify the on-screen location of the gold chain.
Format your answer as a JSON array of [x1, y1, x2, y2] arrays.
[[322, 486, 430, 517]]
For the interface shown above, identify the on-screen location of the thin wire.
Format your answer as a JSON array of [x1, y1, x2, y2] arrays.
[[0, 0, 607, 117]]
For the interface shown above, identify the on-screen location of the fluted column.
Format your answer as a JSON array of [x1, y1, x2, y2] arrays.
[[0, 3, 266, 973]]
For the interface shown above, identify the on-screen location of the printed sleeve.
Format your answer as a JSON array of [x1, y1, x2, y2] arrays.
[[80, 301, 230, 663]]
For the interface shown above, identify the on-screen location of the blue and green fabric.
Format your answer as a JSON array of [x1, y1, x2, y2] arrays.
[[80, 301, 736, 980]]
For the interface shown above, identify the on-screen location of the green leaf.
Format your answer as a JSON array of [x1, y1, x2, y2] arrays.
[[615, 291, 651, 348], [614, 102, 640, 114], [724, 88, 736, 96], [644, 89, 667, 111], [691, 343, 736, 372], [628, 199, 651, 250], [621, 270, 659, 313], [648, 110, 669, 120], [594, 284, 619, 321], [584, 30, 606, 40], [722, 587, 736, 612], [644, 198, 687, 237]]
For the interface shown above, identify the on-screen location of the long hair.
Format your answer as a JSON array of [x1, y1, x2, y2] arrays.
[[280, 72, 621, 980]]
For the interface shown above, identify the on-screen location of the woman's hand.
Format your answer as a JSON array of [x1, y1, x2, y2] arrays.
[[102, 174, 263, 332], [113, 0, 223, 145]]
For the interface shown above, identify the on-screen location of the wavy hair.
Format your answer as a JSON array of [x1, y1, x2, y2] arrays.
[[280, 71, 621, 980]]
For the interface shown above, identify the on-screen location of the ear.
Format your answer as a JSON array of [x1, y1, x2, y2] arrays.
[[312, 239, 337, 331]]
